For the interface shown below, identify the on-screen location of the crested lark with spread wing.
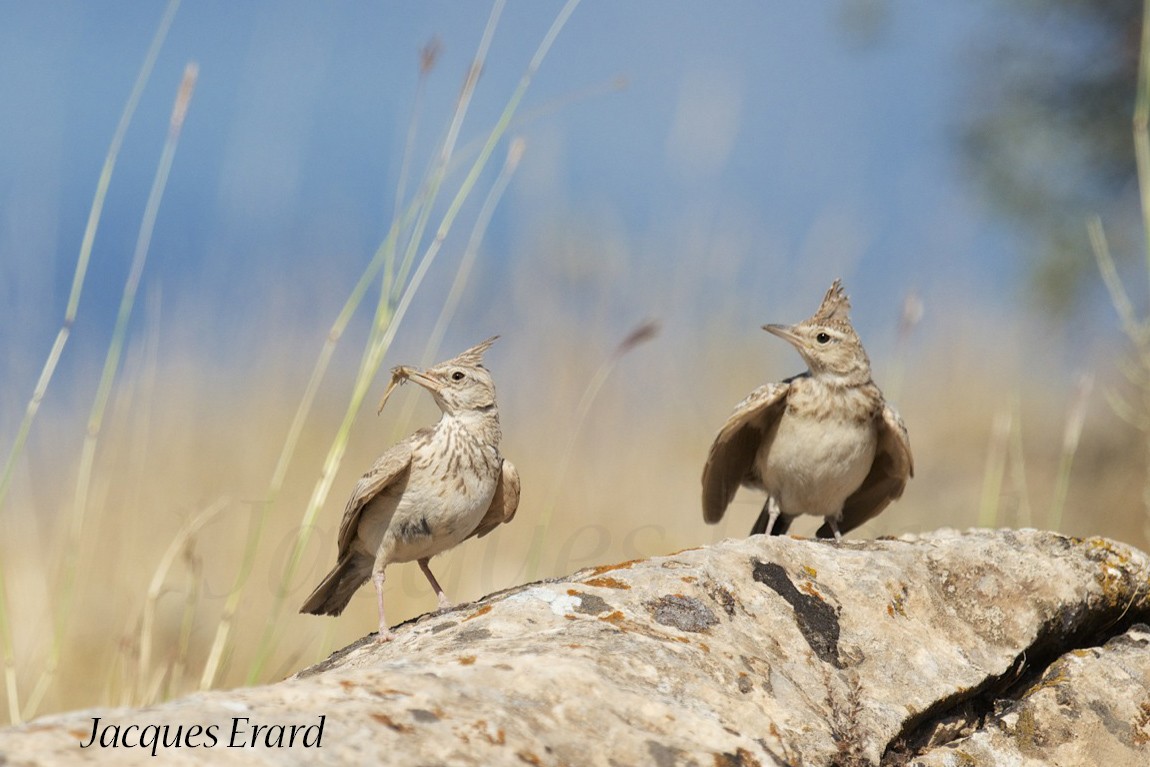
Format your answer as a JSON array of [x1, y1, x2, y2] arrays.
[[300, 336, 520, 641], [701, 280, 913, 540]]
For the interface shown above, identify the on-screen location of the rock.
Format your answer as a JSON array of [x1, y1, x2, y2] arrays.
[[910, 626, 1150, 766], [1, 529, 1148, 766]]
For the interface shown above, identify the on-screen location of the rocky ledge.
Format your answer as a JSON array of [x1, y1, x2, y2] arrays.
[[1, 529, 1149, 766]]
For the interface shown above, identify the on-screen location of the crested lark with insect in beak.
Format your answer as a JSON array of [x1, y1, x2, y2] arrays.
[[300, 336, 520, 641], [701, 280, 913, 540]]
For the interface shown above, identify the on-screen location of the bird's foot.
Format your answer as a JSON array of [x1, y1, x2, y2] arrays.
[[372, 571, 392, 642], [418, 558, 453, 613]]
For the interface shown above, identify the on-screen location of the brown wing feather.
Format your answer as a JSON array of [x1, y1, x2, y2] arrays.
[[334, 435, 420, 555], [701, 381, 790, 523], [821, 402, 914, 537], [467, 459, 521, 541]]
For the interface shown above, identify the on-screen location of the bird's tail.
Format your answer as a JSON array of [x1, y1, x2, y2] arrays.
[[299, 555, 372, 616]]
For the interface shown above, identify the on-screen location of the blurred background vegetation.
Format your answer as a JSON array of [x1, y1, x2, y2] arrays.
[[1, 0, 1148, 722], [962, 0, 1143, 314]]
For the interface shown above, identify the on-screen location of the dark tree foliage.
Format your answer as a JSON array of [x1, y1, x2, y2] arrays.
[[963, 0, 1142, 314]]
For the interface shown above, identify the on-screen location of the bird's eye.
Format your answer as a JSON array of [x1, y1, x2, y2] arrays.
[[451, 371, 465, 381], [816, 332, 831, 344]]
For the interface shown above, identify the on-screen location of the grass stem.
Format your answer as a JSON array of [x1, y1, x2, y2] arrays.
[[0, 4, 180, 722]]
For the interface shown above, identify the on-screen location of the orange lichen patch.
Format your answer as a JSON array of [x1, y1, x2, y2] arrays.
[[339, 679, 357, 690], [666, 546, 704, 557], [565, 614, 577, 620], [68, 728, 91, 741], [1134, 700, 1150, 745], [599, 607, 693, 643], [696, 641, 711, 653], [470, 720, 506, 746], [888, 593, 907, 618], [1084, 538, 1145, 604], [517, 750, 544, 766], [802, 565, 818, 578], [458, 655, 477, 665], [714, 747, 762, 766], [681, 575, 698, 584], [363, 684, 412, 697], [464, 604, 493, 622], [582, 576, 631, 590], [371, 712, 414, 733], [798, 582, 825, 601], [585, 559, 643, 577]]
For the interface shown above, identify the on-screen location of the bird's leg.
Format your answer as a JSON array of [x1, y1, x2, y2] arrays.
[[372, 569, 394, 643], [824, 516, 843, 542], [418, 557, 452, 610], [751, 496, 783, 536], [766, 497, 782, 536]]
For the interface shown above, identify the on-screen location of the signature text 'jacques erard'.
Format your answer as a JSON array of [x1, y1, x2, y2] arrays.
[[78, 715, 326, 754]]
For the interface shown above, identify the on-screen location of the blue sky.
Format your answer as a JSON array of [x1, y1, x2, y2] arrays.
[[0, 2, 1080, 384], [4, 2, 1147, 704]]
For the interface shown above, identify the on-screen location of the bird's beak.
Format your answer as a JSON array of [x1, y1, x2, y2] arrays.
[[376, 365, 441, 415], [403, 368, 441, 393], [763, 323, 803, 348]]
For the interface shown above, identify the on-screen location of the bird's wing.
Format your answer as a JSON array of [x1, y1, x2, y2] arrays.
[[466, 459, 521, 541], [335, 436, 417, 555], [701, 381, 790, 523], [825, 402, 914, 537]]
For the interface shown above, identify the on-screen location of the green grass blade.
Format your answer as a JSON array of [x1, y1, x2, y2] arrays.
[[1134, 0, 1150, 288], [0, 0, 180, 513], [245, 0, 582, 682], [38, 63, 198, 722], [0, 1, 180, 725]]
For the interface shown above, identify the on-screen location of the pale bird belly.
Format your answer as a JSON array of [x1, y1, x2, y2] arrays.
[[759, 413, 877, 520], [366, 463, 497, 565]]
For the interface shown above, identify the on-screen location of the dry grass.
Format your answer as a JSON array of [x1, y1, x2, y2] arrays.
[[0, 303, 1143, 722], [2, 0, 1149, 728]]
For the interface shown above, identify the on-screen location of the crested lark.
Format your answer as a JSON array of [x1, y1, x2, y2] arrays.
[[701, 280, 913, 540], [300, 336, 520, 641]]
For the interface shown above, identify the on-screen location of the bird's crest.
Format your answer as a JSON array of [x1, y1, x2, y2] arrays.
[[444, 335, 500, 368], [811, 279, 852, 325]]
